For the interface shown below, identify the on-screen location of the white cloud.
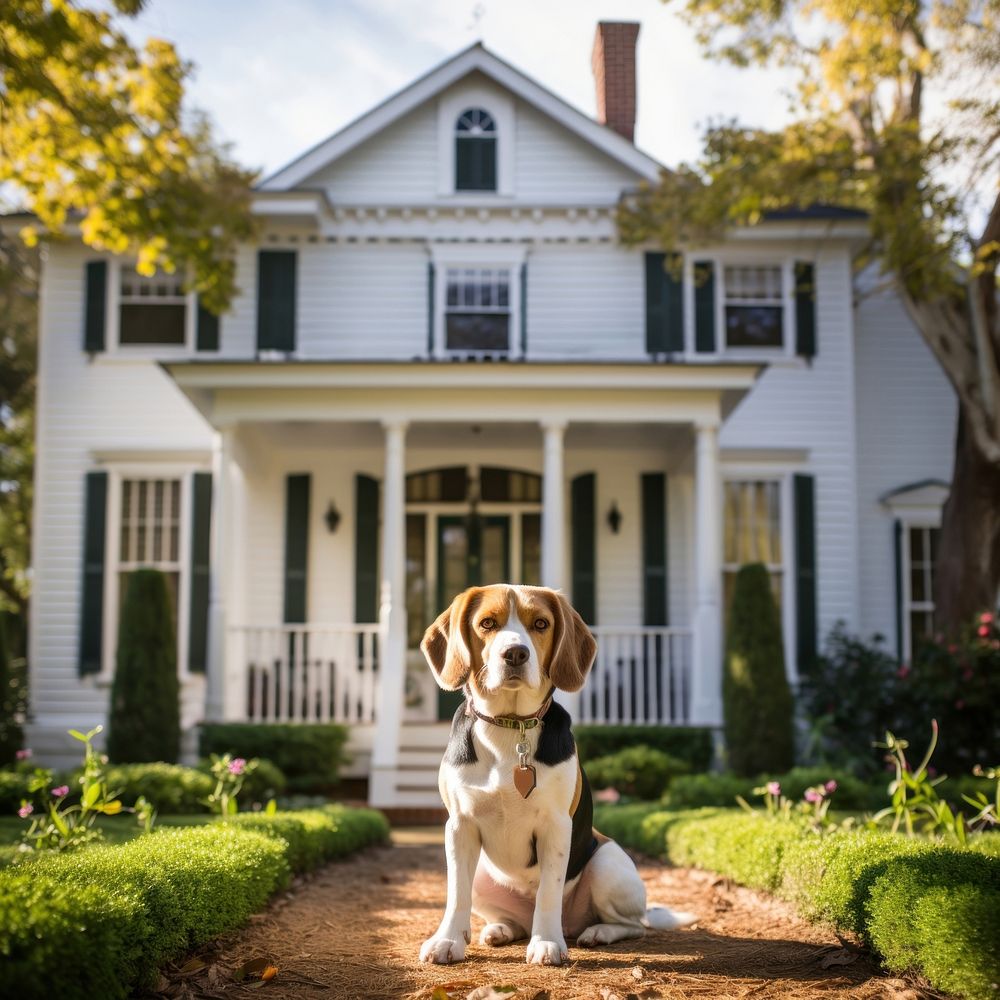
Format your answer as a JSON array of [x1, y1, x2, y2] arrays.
[[128, 0, 798, 176]]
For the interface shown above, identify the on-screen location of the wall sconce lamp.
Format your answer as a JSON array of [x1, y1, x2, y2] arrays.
[[606, 501, 622, 534], [324, 500, 341, 534]]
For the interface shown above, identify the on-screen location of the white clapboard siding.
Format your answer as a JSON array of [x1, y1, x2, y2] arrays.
[[853, 272, 957, 650], [720, 249, 860, 641], [513, 100, 642, 202], [526, 244, 645, 360]]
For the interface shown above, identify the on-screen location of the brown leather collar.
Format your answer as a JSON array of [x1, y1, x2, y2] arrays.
[[463, 687, 555, 732]]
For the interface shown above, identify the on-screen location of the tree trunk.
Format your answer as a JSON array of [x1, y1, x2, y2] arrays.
[[933, 406, 1000, 633]]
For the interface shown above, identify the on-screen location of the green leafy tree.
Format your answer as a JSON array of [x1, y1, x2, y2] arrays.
[[107, 569, 179, 763], [621, 0, 1000, 632], [723, 563, 795, 775], [0, 0, 256, 313]]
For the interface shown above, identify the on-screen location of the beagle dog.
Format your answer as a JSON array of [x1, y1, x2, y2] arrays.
[[419, 584, 695, 967]]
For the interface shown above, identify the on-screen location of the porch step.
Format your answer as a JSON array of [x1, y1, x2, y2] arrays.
[[399, 722, 451, 748], [397, 748, 444, 768]]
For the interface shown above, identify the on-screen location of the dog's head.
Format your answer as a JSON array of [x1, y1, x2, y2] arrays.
[[421, 585, 597, 697]]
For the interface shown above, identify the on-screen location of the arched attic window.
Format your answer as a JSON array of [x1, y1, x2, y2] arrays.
[[455, 108, 496, 191]]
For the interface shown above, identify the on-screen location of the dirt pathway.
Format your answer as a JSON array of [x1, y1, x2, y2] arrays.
[[156, 830, 934, 1000]]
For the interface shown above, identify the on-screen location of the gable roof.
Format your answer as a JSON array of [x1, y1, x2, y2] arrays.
[[258, 42, 662, 192]]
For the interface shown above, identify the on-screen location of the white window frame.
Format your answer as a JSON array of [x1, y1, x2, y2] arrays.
[[900, 522, 940, 661], [105, 258, 196, 356], [721, 466, 797, 683], [436, 86, 514, 198], [684, 254, 798, 360], [430, 244, 528, 359], [97, 464, 202, 683]]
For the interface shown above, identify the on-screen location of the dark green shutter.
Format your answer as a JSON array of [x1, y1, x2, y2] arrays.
[[519, 263, 528, 355], [644, 253, 684, 354], [794, 473, 817, 671], [693, 260, 716, 353], [355, 475, 379, 623], [795, 261, 816, 358], [571, 473, 596, 625], [427, 263, 435, 355], [78, 471, 108, 674], [196, 300, 220, 351], [257, 250, 297, 352], [893, 519, 903, 660], [188, 472, 212, 672], [84, 261, 107, 352], [283, 474, 310, 624], [641, 473, 668, 626]]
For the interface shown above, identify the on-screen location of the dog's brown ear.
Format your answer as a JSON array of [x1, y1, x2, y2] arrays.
[[421, 588, 483, 691], [544, 590, 597, 693]]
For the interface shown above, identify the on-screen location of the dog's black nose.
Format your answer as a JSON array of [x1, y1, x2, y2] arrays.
[[502, 644, 530, 667]]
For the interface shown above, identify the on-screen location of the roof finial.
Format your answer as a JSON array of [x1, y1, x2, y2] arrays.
[[467, 2, 486, 40]]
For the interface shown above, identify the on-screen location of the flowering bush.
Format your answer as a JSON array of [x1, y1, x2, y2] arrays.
[[203, 753, 260, 818], [737, 776, 841, 831]]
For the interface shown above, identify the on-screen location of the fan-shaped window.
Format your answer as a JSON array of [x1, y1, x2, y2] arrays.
[[455, 108, 497, 192]]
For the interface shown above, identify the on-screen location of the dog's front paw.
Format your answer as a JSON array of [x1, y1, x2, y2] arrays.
[[419, 934, 468, 964], [525, 936, 568, 966]]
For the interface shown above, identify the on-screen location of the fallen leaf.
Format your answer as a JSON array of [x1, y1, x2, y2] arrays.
[[261, 965, 278, 981], [819, 949, 859, 969], [466, 988, 518, 1000], [631, 966, 645, 981], [232, 957, 271, 982], [176, 958, 206, 976]]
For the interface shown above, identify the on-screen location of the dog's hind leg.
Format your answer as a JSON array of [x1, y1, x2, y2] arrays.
[[472, 859, 530, 947], [577, 840, 695, 947]]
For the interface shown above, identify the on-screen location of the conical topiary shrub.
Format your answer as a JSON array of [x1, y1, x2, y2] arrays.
[[723, 562, 794, 776], [107, 569, 180, 763]]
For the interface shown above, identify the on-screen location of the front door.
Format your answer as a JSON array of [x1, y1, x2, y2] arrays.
[[435, 515, 510, 719]]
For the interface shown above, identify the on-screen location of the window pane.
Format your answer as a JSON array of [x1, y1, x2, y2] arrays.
[[497, 275, 509, 307], [910, 527, 925, 562], [911, 565, 926, 601], [119, 303, 186, 346], [405, 514, 427, 648], [446, 272, 459, 307], [446, 312, 510, 351], [521, 513, 541, 585], [725, 305, 783, 348]]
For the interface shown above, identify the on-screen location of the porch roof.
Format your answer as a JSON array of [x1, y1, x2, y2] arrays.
[[162, 359, 762, 429]]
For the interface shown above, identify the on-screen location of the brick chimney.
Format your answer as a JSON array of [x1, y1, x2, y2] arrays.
[[591, 21, 640, 143]]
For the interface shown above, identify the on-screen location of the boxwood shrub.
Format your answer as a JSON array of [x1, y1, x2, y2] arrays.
[[585, 746, 691, 799], [573, 725, 713, 771], [199, 723, 349, 791], [0, 805, 389, 1000], [594, 804, 1000, 1000]]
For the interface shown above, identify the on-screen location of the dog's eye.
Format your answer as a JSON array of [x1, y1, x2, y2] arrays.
[[479, 617, 496, 630], [533, 618, 549, 631]]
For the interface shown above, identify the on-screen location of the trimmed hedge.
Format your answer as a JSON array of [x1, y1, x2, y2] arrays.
[[667, 766, 876, 810], [573, 725, 713, 771], [585, 746, 691, 800], [199, 723, 349, 792], [0, 805, 389, 1000], [595, 804, 1000, 1000]]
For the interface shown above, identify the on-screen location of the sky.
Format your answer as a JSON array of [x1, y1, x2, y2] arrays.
[[125, 0, 799, 180]]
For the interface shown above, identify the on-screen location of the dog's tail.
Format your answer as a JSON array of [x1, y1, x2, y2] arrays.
[[642, 905, 697, 930]]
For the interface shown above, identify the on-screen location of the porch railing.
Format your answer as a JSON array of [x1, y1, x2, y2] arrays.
[[580, 627, 692, 725], [232, 624, 381, 724]]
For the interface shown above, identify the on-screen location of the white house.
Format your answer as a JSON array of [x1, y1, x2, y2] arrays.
[[22, 23, 956, 806]]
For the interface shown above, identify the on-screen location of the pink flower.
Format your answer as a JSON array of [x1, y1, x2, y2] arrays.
[[766, 781, 781, 796], [947, 644, 959, 654], [804, 788, 823, 803], [897, 664, 910, 679], [978, 625, 990, 637], [227, 758, 246, 776], [15, 749, 31, 761], [51, 785, 69, 798], [824, 780, 838, 794], [17, 803, 32, 819], [980, 612, 994, 624], [594, 787, 621, 803]]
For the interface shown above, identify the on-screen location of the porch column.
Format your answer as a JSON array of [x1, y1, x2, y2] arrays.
[[370, 421, 408, 798], [689, 421, 724, 727], [541, 421, 566, 589], [206, 427, 235, 721]]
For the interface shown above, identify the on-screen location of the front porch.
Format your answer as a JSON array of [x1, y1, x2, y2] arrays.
[[165, 362, 759, 807]]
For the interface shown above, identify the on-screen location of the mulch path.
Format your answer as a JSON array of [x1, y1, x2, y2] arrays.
[[149, 829, 943, 1000]]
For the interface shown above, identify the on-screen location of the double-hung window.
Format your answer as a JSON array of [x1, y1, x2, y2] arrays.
[[723, 265, 785, 349], [118, 477, 183, 632], [903, 524, 940, 657], [723, 479, 784, 612], [119, 266, 188, 346], [445, 267, 511, 352]]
